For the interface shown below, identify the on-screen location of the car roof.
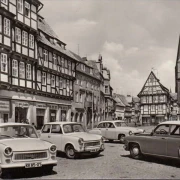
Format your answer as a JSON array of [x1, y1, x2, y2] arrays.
[[44, 122, 82, 125], [159, 121, 180, 125], [0, 123, 31, 127], [98, 120, 125, 124]]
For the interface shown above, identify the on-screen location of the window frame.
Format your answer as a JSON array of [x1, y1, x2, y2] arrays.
[[12, 59, 18, 77], [26, 64, 31, 80], [1, 53, 8, 73], [24, 1, 30, 17], [4, 18, 10, 36], [22, 31, 28, 46]]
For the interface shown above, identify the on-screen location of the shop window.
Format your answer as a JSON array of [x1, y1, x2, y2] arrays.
[[50, 110, 56, 122], [1, 53, 8, 73]]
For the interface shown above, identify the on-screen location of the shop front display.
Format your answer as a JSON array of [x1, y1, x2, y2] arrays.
[[49, 104, 58, 122], [0, 100, 10, 123]]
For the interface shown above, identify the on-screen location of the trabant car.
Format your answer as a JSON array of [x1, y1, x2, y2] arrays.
[[124, 121, 180, 160], [40, 122, 105, 159], [0, 123, 57, 177], [89, 120, 144, 143]]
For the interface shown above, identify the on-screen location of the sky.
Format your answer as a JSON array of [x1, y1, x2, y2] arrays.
[[40, 0, 179, 96]]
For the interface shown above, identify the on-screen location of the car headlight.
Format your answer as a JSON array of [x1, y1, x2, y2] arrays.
[[4, 147, 13, 156], [49, 145, 57, 153], [129, 131, 133, 135], [78, 138, 84, 145], [101, 137, 105, 143]]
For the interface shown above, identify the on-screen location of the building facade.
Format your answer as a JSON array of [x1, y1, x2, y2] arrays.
[[138, 71, 170, 125], [0, 0, 78, 129], [70, 53, 102, 129]]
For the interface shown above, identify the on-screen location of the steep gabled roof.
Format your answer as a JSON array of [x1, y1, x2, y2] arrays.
[[113, 93, 130, 107], [132, 97, 140, 103], [170, 93, 177, 101], [138, 71, 169, 97]]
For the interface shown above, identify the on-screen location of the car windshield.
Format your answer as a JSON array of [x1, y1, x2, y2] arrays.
[[63, 124, 85, 133], [0, 125, 38, 139], [115, 122, 128, 127]]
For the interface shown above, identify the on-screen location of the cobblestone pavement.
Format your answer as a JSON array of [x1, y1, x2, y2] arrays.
[[5, 140, 180, 179]]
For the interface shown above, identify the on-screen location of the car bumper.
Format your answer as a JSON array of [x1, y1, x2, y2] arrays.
[[76, 144, 105, 154], [1, 159, 57, 169]]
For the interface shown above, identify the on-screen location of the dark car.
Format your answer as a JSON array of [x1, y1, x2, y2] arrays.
[[124, 121, 180, 160]]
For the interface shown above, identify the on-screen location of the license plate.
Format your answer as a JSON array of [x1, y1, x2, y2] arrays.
[[25, 162, 42, 168], [90, 149, 99, 152]]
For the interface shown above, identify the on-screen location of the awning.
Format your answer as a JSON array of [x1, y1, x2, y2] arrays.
[[156, 115, 165, 117], [142, 115, 150, 117]]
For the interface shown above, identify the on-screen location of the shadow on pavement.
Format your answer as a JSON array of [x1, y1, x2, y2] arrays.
[[1, 168, 57, 179], [120, 154, 180, 168], [56, 151, 104, 160]]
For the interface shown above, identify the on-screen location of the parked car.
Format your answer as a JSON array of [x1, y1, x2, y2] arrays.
[[0, 123, 57, 177], [89, 120, 145, 143], [40, 122, 105, 159], [124, 121, 180, 160]]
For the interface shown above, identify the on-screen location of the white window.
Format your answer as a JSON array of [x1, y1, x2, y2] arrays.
[[15, 27, 21, 43], [25, 1, 30, 17], [12, 60, 18, 77], [17, 0, 23, 13], [22, 31, 28, 46], [51, 75, 55, 87], [0, 15, 2, 33], [43, 49, 48, 62], [4, 18, 10, 36], [1, 53, 7, 73], [42, 72, 46, 85], [1, 0, 8, 5], [29, 34, 34, 48], [26, 64, 31, 80], [19, 62, 25, 78]]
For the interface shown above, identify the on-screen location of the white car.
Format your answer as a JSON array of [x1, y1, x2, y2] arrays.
[[89, 120, 145, 143], [0, 123, 57, 177], [40, 122, 105, 159]]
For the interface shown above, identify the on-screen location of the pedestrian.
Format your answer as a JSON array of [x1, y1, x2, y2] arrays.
[[25, 119, 29, 124], [32, 123, 37, 129]]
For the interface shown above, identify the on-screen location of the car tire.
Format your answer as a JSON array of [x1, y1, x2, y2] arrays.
[[118, 135, 125, 143], [65, 145, 77, 159], [130, 144, 142, 159]]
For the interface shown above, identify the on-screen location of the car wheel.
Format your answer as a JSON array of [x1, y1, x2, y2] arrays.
[[119, 135, 125, 143], [65, 145, 76, 159], [130, 144, 142, 159]]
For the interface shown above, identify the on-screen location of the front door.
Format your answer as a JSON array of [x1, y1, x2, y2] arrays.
[[143, 124, 169, 156], [37, 116, 44, 130]]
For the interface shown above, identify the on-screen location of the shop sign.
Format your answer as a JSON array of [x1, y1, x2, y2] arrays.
[[0, 100, 9, 112], [15, 102, 29, 108], [48, 104, 58, 110], [36, 103, 46, 109]]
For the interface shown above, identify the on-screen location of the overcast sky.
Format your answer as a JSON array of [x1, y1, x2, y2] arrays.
[[40, 0, 179, 96]]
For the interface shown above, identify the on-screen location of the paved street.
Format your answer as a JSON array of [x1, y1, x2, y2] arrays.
[[4, 139, 180, 179]]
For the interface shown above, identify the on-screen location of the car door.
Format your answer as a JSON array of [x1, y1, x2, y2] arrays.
[[48, 124, 63, 151], [143, 124, 169, 156], [97, 123, 106, 137], [166, 125, 180, 158], [40, 124, 52, 141], [105, 122, 116, 140]]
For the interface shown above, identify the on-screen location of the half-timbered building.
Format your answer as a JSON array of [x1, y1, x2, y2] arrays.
[[0, 0, 78, 129], [138, 71, 170, 125]]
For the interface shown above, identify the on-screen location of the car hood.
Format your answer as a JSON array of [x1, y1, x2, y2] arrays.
[[116, 127, 144, 133], [0, 138, 50, 151], [65, 132, 101, 141]]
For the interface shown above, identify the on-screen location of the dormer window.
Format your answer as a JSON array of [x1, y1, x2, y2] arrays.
[[25, 2, 30, 17]]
